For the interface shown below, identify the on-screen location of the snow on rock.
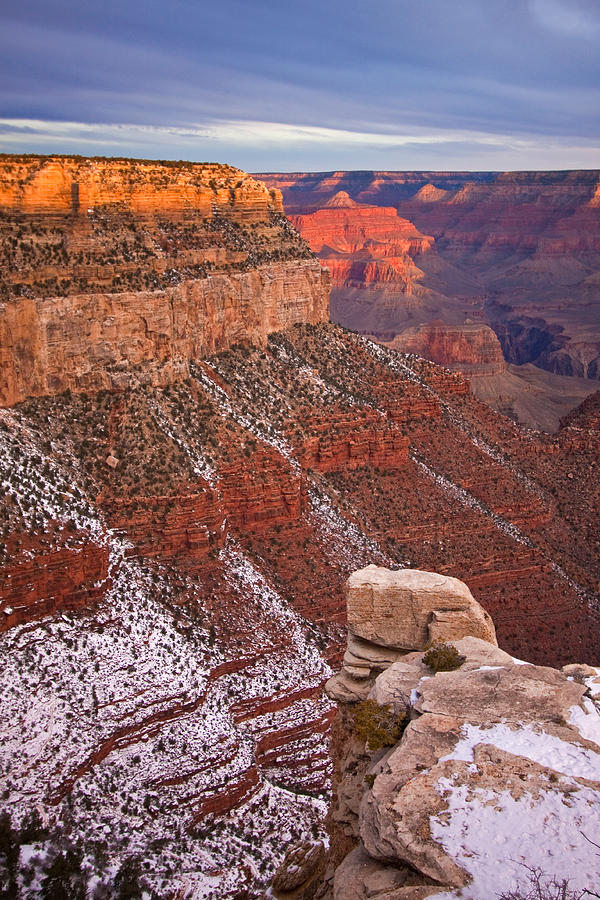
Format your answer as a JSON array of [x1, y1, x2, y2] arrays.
[[428, 778, 600, 899], [441, 720, 600, 781], [0, 533, 333, 898], [330, 572, 600, 900], [569, 696, 600, 748]]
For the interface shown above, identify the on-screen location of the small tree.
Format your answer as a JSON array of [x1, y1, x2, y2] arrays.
[[354, 700, 407, 751]]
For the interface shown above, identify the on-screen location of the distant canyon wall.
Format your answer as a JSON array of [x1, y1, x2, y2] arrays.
[[259, 170, 600, 384], [382, 322, 506, 376]]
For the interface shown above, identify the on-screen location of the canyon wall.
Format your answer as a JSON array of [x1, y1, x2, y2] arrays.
[[0, 156, 329, 406], [0, 156, 283, 219], [260, 170, 600, 424], [0, 259, 329, 405], [384, 322, 506, 375]]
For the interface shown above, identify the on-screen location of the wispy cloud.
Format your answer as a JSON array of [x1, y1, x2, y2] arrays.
[[0, 0, 597, 170], [1, 118, 598, 172], [529, 0, 600, 38]]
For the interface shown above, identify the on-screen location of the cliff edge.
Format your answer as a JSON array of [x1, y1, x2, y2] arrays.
[[0, 155, 330, 405], [280, 566, 600, 899]]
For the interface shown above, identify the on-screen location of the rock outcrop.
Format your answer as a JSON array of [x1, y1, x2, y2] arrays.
[[0, 156, 283, 219], [327, 567, 496, 703], [288, 204, 433, 302], [0, 155, 329, 406], [324, 567, 600, 899], [384, 322, 506, 376]]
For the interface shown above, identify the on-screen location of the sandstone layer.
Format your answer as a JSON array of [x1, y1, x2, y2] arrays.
[[346, 566, 496, 651], [1, 156, 283, 219], [0, 259, 329, 405]]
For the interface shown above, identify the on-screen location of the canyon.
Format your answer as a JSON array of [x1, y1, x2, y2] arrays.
[[0, 156, 599, 899], [259, 170, 600, 431]]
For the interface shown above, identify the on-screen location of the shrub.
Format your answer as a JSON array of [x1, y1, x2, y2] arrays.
[[353, 699, 407, 751], [498, 865, 595, 899], [423, 640, 466, 673]]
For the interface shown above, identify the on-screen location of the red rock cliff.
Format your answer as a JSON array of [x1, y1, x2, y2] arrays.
[[385, 322, 506, 376], [0, 156, 330, 406]]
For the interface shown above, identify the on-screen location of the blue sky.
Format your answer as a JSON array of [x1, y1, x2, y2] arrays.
[[1, 0, 598, 171]]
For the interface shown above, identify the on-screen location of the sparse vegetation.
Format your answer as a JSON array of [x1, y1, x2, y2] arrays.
[[498, 864, 600, 900], [423, 640, 466, 672], [353, 699, 407, 751]]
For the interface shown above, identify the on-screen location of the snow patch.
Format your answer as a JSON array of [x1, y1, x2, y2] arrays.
[[441, 721, 600, 781], [429, 778, 600, 899]]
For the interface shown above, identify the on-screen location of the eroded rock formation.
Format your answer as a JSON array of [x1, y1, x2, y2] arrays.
[[1, 299, 599, 895], [384, 322, 506, 376], [323, 567, 600, 900], [0, 155, 329, 406]]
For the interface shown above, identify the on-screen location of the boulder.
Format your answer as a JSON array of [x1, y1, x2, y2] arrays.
[[272, 840, 326, 898], [346, 566, 496, 651], [333, 846, 442, 900]]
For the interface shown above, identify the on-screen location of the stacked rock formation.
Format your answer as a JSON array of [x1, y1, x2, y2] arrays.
[[326, 566, 496, 702], [318, 566, 600, 899]]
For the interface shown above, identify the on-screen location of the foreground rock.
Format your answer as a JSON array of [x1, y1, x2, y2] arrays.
[[325, 567, 600, 900], [327, 566, 496, 703]]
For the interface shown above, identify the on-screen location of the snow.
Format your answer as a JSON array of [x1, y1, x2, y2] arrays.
[[411, 450, 533, 547], [569, 697, 600, 748], [428, 777, 600, 899], [0, 534, 333, 898], [146, 395, 218, 487], [194, 361, 301, 473], [307, 482, 391, 571], [584, 670, 600, 698], [441, 720, 600, 781]]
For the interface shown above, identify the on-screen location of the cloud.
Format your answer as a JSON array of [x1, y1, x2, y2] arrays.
[[1, 117, 598, 172], [529, 0, 600, 37], [0, 1, 598, 169]]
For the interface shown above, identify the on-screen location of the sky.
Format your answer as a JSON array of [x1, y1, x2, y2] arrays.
[[1, 0, 599, 172]]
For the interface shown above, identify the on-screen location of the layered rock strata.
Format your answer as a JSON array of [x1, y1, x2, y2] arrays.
[[260, 169, 600, 404], [1, 156, 283, 219], [384, 322, 506, 376], [0, 155, 330, 406], [323, 567, 600, 900], [0, 259, 328, 405]]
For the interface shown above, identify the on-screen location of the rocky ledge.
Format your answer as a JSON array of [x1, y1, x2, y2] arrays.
[[295, 566, 600, 899]]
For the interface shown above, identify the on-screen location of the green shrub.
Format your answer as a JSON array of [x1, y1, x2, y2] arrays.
[[353, 700, 407, 751], [423, 641, 466, 673]]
